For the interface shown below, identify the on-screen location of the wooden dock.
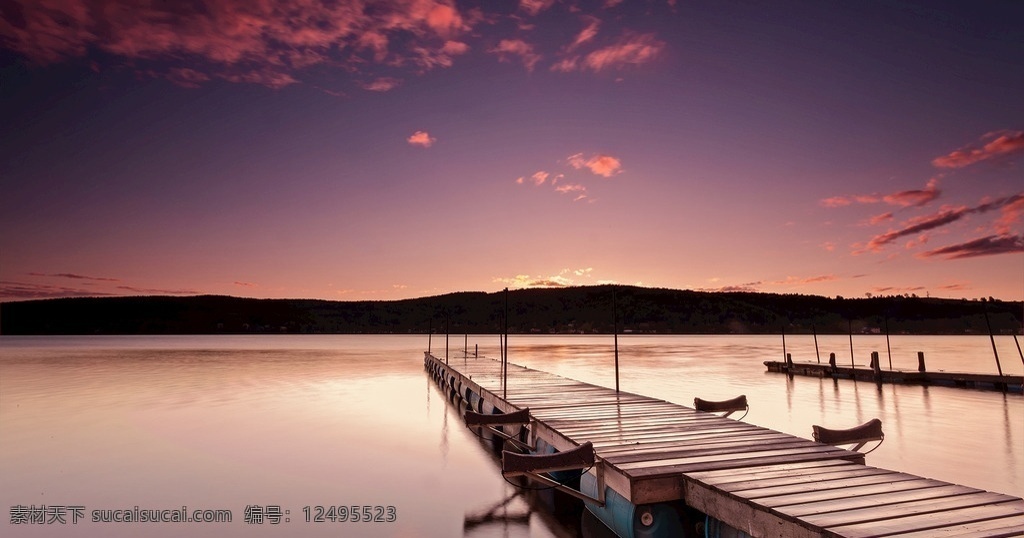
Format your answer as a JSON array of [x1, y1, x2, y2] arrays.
[[765, 360, 1024, 392], [426, 352, 1024, 537]]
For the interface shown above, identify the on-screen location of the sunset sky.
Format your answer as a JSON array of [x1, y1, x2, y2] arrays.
[[2, 0, 1022, 302]]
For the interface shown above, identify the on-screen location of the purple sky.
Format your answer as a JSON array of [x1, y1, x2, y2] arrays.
[[2, 0, 1022, 302]]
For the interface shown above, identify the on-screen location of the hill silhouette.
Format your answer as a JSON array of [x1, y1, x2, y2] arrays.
[[1, 286, 1021, 335]]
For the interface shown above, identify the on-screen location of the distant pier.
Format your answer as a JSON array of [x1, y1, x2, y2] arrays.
[[426, 352, 1024, 537], [765, 351, 1023, 392]]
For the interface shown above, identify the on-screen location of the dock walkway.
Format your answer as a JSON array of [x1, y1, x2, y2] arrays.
[[426, 352, 1024, 537]]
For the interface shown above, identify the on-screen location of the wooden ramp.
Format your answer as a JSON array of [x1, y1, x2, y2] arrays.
[[427, 353, 1024, 537]]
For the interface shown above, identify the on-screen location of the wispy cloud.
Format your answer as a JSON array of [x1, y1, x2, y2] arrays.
[[858, 193, 1024, 253], [0, 0, 472, 88], [1, 281, 115, 300], [518, 0, 557, 16], [567, 153, 622, 177], [489, 39, 541, 71], [932, 130, 1024, 169], [554, 32, 665, 73], [493, 267, 596, 289], [407, 130, 436, 148], [362, 77, 403, 92], [28, 272, 121, 282], [918, 234, 1024, 260], [820, 178, 940, 209]]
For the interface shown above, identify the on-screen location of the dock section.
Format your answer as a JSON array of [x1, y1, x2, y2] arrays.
[[765, 360, 1024, 392], [427, 353, 1024, 537]]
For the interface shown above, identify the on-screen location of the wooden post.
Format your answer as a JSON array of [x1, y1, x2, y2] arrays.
[[984, 309, 1004, 376], [786, 352, 793, 369], [475, 344, 478, 359], [871, 351, 881, 383], [917, 351, 926, 373], [829, 352, 837, 374]]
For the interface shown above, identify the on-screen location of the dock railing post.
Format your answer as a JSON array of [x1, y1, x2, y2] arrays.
[[871, 351, 881, 383], [918, 351, 926, 373], [829, 352, 837, 374], [613, 288, 619, 394]]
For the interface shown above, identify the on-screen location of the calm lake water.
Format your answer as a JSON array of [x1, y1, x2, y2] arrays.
[[1, 334, 1021, 537]]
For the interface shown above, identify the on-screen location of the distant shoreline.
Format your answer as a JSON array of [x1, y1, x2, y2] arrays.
[[2, 286, 1021, 336]]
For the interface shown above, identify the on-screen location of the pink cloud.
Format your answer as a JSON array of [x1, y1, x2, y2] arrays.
[[363, 77, 403, 92], [28, 272, 121, 282], [868, 212, 894, 225], [882, 177, 941, 207], [918, 234, 1024, 259], [582, 33, 664, 72], [820, 179, 940, 209], [490, 39, 541, 71], [994, 195, 1024, 234], [932, 131, 1024, 169], [407, 130, 436, 147], [530, 171, 549, 185], [0, 0, 472, 88], [519, 0, 557, 16], [860, 193, 1023, 253], [568, 152, 622, 177], [569, 17, 601, 51]]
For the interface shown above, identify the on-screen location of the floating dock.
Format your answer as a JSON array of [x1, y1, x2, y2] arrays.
[[426, 352, 1024, 538], [764, 360, 1024, 392]]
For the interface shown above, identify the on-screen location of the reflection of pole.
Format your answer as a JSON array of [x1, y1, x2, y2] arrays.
[[613, 288, 620, 394], [984, 309, 1004, 376]]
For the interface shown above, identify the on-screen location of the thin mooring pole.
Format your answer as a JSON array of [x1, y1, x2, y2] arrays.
[[613, 288, 620, 394], [445, 313, 449, 366], [848, 319, 856, 370], [813, 325, 821, 364], [781, 325, 787, 364], [984, 309, 1004, 376], [428, 318, 432, 354], [885, 316, 893, 370], [1015, 334, 1023, 367], [503, 287, 509, 399]]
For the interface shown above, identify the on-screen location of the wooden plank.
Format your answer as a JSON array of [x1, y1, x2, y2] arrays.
[[685, 459, 855, 482], [736, 472, 922, 499], [882, 513, 1024, 537], [804, 491, 1019, 528], [825, 502, 1024, 537], [712, 466, 895, 493], [778, 484, 980, 518], [755, 479, 951, 508]]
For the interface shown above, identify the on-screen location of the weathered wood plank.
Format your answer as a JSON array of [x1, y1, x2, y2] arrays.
[[825, 502, 1024, 537]]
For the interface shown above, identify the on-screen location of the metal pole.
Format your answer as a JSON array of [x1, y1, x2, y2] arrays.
[[613, 288, 620, 394], [984, 309, 1004, 376], [428, 318, 432, 354], [504, 287, 509, 399], [1014, 334, 1023, 367], [445, 313, 449, 365], [848, 319, 855, 370], [781, 325, 787, 364], [885, 316, 893, 370], [813, 325, 820, 364]]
